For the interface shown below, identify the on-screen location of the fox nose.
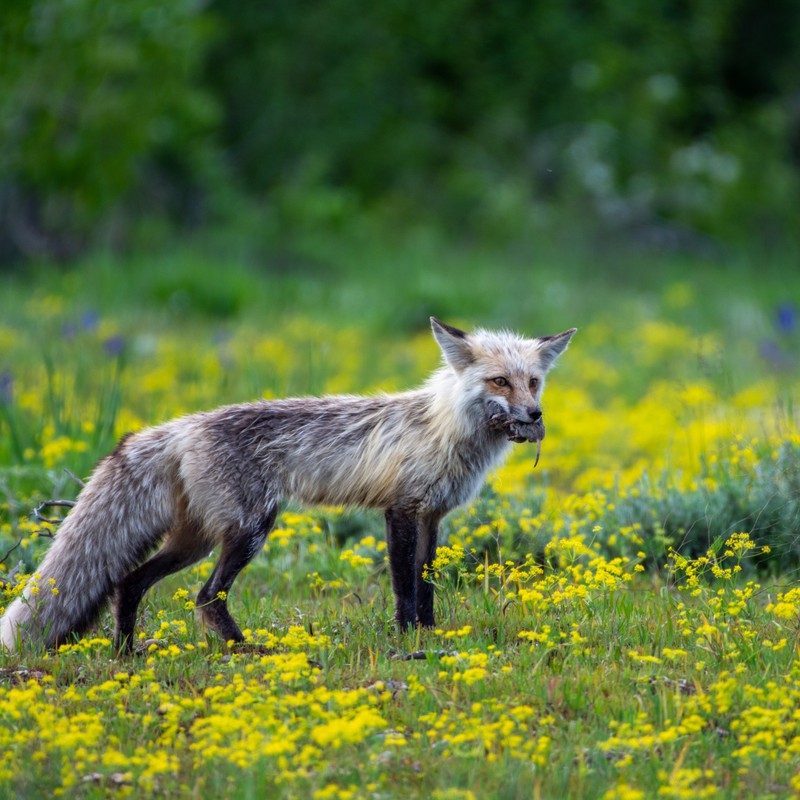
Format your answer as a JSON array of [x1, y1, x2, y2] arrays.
[[527, 407, 543, 422]]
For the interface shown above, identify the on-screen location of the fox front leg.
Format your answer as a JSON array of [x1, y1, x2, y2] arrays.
[[414, 513, 441, 628], [384, 507, 418, 630]]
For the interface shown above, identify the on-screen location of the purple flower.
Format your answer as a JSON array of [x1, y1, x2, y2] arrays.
[[0, 370, 12, 404], [81, 310, 100, 332], [759, 339, 793, 371], [776, 303, 798, 336], [103, 335, 126, 357]]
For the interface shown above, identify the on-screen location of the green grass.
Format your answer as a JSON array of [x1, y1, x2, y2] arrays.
[[1, 230, 800, 798], [1, 539, 798, 799]]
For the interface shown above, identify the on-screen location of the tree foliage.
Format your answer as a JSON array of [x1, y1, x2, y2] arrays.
[[1, 0, 798, 260], [0, 0, 217, 260]]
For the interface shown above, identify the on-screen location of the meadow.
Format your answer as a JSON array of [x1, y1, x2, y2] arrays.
[[1, 239, 800, 799]]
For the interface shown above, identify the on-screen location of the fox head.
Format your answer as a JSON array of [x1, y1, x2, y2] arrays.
[[430, 317, 576, 435]]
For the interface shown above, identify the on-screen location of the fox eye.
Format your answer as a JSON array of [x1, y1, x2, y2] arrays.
[[529, 377, 540, 390], [491, 377, 509, 387]]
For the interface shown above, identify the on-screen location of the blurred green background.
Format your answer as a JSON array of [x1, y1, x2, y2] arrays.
[[1, 0, 798, 272]]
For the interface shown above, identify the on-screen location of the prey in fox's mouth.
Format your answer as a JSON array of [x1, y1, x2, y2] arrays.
[[485, 402, 545, 466]]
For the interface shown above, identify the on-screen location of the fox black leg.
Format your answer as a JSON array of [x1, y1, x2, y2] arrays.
[[113, 527, 208, 653], [385, 507, 418, 630], [415, 513, 441, 628], [197, 510, 276, 645]]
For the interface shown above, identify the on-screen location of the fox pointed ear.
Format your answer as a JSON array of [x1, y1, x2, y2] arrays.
[[431, 317, 474, 371], [536, 328, 577, 371]]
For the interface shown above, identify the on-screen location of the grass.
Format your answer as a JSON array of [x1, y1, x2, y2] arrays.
[[1, 231, 799, 798]]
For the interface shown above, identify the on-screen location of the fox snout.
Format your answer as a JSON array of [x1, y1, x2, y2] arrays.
[[516, 406, 542, 424], [484, 399, 542, 423]]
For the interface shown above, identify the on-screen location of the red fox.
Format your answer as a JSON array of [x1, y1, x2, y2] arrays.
[[1, 318, 575, 652]]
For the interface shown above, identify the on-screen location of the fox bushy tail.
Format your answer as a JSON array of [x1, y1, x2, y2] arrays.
[[1, 433, 176, 652]]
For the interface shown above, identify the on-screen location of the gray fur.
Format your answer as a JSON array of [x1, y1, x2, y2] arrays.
[[1, 319, 575, 651]]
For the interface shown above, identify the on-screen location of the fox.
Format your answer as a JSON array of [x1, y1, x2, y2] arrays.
[[0, 318, 575, 653]]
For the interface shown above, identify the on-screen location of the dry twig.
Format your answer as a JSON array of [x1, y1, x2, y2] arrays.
[[33, 500, 76, 526]]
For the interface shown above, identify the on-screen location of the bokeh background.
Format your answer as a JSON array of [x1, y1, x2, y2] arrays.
[[1, 0, 798, 267]]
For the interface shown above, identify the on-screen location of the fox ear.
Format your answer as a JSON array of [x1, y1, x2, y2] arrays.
[[536, 328, 577, 371], [431, 317, 474, 371]]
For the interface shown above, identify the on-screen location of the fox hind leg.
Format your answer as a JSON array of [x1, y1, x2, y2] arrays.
[[113, 524, 211, 653], [197, 508, 277, 645]]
